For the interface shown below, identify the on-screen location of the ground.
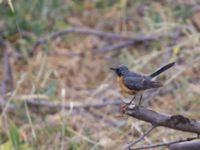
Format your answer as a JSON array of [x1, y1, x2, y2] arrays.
[[0, 0, 200, 150]]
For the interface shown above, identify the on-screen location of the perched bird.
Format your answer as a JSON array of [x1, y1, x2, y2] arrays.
[[110, 62, 175, 107]]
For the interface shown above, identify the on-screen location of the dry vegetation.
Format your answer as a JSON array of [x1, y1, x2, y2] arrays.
[[0, 0, 200, 150]]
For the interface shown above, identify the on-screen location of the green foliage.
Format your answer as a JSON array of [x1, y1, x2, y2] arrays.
[[95, 0, 120, 8], [68, 140, 80, 150], [64, 127, 74, 137], [0, 0, 199, 149], [0, 141, 32, 150], [0, 124, 33, 150], [36, 79, 57, 97], [173, 5, 192, 22], [0, 0, 73, 38], [145, 5, 163, 29], [9, 124, 20, 149]]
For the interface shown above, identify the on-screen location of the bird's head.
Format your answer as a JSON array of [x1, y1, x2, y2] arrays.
[[110, 65, 129, 76]]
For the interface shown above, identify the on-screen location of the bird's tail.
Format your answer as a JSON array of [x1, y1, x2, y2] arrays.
[[143, 80, 163, 89], [149, 62, 175, 78], [149, 81, 163, 88]]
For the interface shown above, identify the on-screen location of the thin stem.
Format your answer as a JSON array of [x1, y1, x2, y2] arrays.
[[124, 125, 156, 150], [138, 95, 143, 107], [131, 136, 200, 150]]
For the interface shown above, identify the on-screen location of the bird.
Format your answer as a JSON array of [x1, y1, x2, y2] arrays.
[[110, 62, 175, 108]]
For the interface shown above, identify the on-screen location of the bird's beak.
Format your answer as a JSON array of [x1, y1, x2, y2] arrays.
[[110, 67, 116, 71]]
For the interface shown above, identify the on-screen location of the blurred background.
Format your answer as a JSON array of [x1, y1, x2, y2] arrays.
[[0, 0, 200, 149]]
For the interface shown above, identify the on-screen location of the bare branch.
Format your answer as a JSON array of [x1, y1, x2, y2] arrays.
[[0, 84, 176, 113], [92, 40, 135, 53], [25, 99, 123, 113], [124, 125, 156, 150], [130, 136, 200, 150], [169, 140, 200, 150], [0, 41, 13, 96], [32, 27, 182, 52], [126, 107, 200, 134], [32, 27, 133, 50]]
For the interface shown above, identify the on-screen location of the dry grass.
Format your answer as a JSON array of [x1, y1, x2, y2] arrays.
[[0, 1, 200, 150]]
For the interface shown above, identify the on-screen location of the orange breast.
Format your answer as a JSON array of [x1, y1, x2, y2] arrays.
[[117, 76, 137, 96]]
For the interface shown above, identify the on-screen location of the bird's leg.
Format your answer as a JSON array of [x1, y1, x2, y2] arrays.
[[120, 103, 127, 114], [133, 95, 143, 109], [127, 95, 136, 106], [138, 95, 143, 107], [121, 95, 136, 113]]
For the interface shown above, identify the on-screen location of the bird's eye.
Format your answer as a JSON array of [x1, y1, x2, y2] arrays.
[[116, 69, 120, 73], [116, 69, 122, 76]]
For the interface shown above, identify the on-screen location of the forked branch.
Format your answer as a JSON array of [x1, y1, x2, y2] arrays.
[[125, 107, 200, 149], [126, 107, 200, 134]]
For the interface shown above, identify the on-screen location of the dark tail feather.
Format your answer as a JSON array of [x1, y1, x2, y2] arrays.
[[144, 81, 163, 89], [150, 81, 163, 88], [149, 62, 175, 78]]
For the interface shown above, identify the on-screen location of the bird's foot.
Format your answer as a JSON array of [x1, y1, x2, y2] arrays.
[[133, 105, 140, 110], [120, 103, 130, 114]]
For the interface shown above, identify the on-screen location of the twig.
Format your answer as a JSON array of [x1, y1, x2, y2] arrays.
[[32, 27, 182, 52], [24, 99, 123, 113], [0, 43, 13, 96], [49, 27, 131, 40], [169, 140, 200, 150], [92, 40, 135, 53], [32, 27, 131, 50], [124, 125, 156, 150], [0, 73, 27, 117], [0, 98, 122, 113], [0, 84, 177, 113], [131, 136, 200, 150], [126, 107, 200, 134]]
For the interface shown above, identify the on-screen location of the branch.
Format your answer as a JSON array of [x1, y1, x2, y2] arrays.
[[131, 136, 200, 150], [124, 125, 156, 150], [0, 41, 13, 96], [126, 107, 200, 134], [92, 40, 135, 53], [0, 98, 123, 114], [169, 140, 200, 150], [24, 99, 123, 113], [32, 27, 132, 50], [0, 84, 177, 113], [32, 27, 182, 52]]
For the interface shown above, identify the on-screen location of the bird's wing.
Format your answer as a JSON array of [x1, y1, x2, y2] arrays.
[[123, 76, 162, 91], [123, 76, 145, 91]]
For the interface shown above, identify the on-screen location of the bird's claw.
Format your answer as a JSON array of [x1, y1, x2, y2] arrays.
[[120, 103, 131, 114]]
